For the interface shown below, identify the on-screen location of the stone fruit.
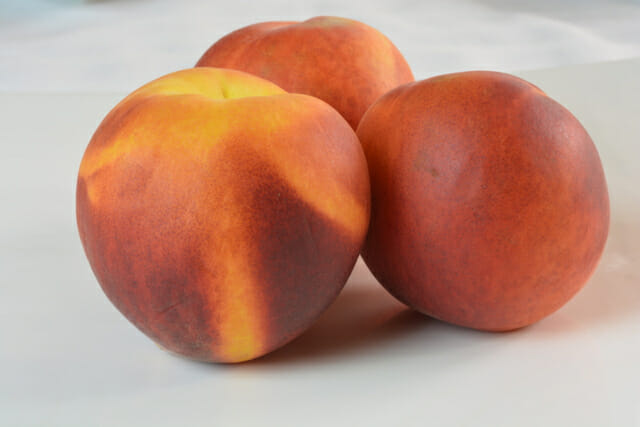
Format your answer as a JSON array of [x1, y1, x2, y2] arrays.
[[77, 68, 370, 362], [196, 16, 414, 129], [357, 71, 609, 331]]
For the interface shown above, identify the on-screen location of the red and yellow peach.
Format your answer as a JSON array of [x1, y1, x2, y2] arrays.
[[196, 16, 414, 129], [76, 68, 370, 362], [357, 71, 609, 331]]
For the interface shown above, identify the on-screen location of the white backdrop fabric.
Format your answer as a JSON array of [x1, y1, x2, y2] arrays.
[[1, 0, 640, 91]]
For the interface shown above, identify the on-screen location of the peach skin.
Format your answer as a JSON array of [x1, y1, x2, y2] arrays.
[[357, 71, 609, 331], [196, 16, 414, 129], [76, 68, 370, 363]]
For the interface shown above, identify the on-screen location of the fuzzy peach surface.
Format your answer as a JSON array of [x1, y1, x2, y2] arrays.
[[357, 71, 609, 331], [197, 16, 414, 129], [77, 68, 370, 362]]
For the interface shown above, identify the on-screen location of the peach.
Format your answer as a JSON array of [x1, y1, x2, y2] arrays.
[[357, 71, 609, 331], [76, 68, 370, 363], [196, 16, 414, 129]]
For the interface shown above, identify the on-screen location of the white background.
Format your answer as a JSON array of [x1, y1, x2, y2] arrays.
[[3, 0, 640, 92], [1, 1, 639, 426]]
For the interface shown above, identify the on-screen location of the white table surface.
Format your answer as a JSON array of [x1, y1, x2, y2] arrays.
[[1, 2, 640, 426]]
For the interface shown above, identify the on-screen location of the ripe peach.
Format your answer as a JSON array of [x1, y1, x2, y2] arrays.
[[357, 71, 609, 331], [196, 16, 414, 129], [76, 68, 370, 362]]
